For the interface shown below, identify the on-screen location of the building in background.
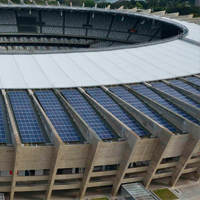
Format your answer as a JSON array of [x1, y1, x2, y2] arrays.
[[195, 0, 200, 6]]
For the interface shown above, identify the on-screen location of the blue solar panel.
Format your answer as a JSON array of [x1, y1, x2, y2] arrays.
[[86, 87, 148, 137], [109, 86, 178, 133], [8, 91, 46, 144], [131, 84, 200, 126], [169, 80, 200, 96], [0, 94, 8, 144], [35, 90, 81, 142], [61, 89, 116, 140], [151, 82, 200, 109], [185, 77, 200, 87]]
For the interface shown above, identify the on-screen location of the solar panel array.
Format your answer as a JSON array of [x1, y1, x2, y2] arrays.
[[109, 86, 178, 133], [185, 77, 200, 87], [61, 89, 116, 140], [86, 87, 148, 137], [0, 94, 8, 144], [131, 84, 200, 126], [151, 82, 200, 109], [169, 80, 200, 96], [8, 91, 46, 144], [35, 90, 81, 142]]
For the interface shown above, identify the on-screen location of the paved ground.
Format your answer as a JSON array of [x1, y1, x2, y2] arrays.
[[172, 182, 200, 200]]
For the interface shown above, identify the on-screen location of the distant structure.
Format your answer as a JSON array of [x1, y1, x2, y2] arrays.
[[195, 0, 200, 6]]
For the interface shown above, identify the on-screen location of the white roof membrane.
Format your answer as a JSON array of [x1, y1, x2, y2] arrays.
[[0, 21, 199, 89]]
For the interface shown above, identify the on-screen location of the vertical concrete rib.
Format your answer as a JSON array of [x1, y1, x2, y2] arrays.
[[54, 89, 101, 142], [79, 141, 102, 199], [181, 77, 200, 90], [78, 88, 141, 196], [126, 84, 200, 186], [170, 137, 200, 186], [54, 89, 102, 199], [125, 84, 200, 135], [79, 87, 140, 139], [111, 138, 140, 196], [164, 80, 200, 104], [2, 90, 22, 200], [101, 86, 174, 188], [149, 81, 200, 121], [28, 89, 64, 200]]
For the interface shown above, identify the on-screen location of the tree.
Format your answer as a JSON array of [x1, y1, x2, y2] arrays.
[[82, 0, 95, 7], [136, 1, 143, 9]]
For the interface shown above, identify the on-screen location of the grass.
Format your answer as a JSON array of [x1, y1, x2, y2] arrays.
[[153, 188, 178, 200], [92, 198, 109, 200]]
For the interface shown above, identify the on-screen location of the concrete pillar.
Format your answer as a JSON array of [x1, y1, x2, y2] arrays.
[[2, 90, 21, 200], [170, 137, 200, 186]]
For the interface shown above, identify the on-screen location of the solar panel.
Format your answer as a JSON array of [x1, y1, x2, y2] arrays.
[[109, 86, 178, 133], [35, 90, 81, 142], [185, 77, 200, 87], [61, 89, 116, 140], [151, 82, 200, 109], [169, 80, 200, 96], [131, 84, 200, 126], [86, 87, 148, 137], [8, 91, 46, 144], [0, 94, 8, 144]]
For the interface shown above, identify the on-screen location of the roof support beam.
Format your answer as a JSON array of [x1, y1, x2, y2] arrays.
[[149, 81, 200, 122], [170, 138, 200, 186], [79, 87, 141, 196], [126, 84, 200, 136], [28, 89, 64, 200], [79, 87, 140, 140], [144, 135, 174, 188], [39, 10, 42, 34], [54, 89, 103, 199], [2, 90, 21, 200], [54, 89, 101, 143], [62, 11, 65, 35], [164, 80, 200, 105], [102, 86, 173, 138], [101, 86, 174, 188], [181, 77, 200, 90], [127, 18, 140, 41], [111, 139, 140, 196], [125, 85, 200, 186], [79, 141, 102, 199], [106, 15, 114, 39]]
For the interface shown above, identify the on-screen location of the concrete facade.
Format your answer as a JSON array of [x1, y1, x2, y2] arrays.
[[0, 81, 200, 200]]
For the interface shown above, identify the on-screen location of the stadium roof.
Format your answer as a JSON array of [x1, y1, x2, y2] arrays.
[[0, 40, 199, 89], [0, 7, 199, 89]]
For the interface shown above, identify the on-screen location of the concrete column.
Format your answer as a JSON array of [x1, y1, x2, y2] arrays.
[[28, 90, 64, 200], [100, 86, 176, 188], [2, 90, 22, 200], [53, 89, 103, 199], [170, 137, 200, 186], [79, 141, 101, 199], [144, 136, 174, 188], [111, 139, 139, 196]]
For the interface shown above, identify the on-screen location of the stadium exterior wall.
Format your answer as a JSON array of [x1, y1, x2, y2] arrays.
[[0, 88, 200, 199]]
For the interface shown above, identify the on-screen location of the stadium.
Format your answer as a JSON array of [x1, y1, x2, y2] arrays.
[[0, 3, 199, 200]]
